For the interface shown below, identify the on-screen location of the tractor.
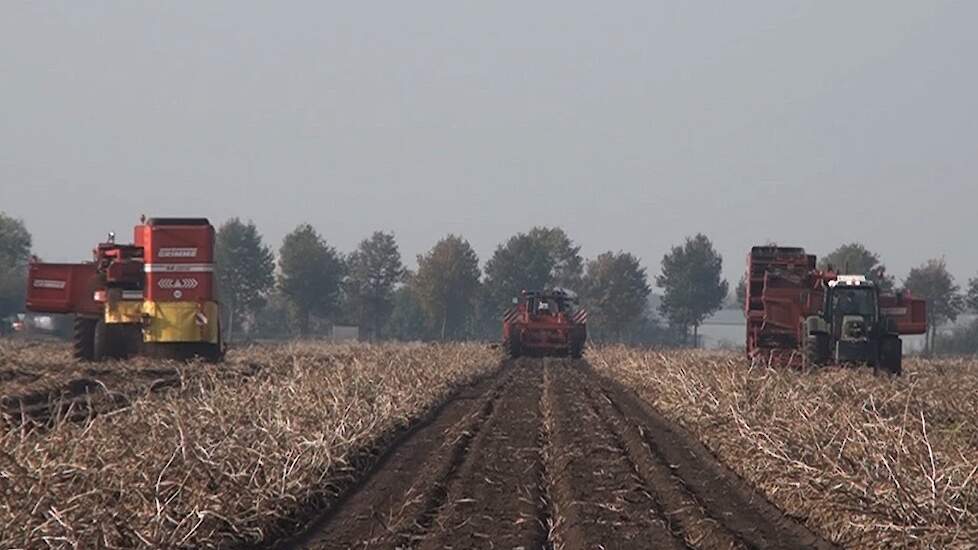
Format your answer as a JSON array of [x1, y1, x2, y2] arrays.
[[502, 289, 587, 358], [745, 246, 926, 374], [26, 217, 223, 362]]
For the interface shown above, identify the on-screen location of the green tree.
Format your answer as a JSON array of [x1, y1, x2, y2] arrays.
[[345, 231, 406, 341], [278, 224, 346, 336], [820, 243, 895, 291], [735, 275, 747, 311], [215, 218, 275, 341], [581, 251, 651, 340], [657, 234, 729, 346], [966, 276, 978, 312], [412, 235, 481, 340], [252, 290, 292, 340], [385, 280, 432, 341], [481, 227, 583, 335], [526, 227, 584, 288], [0, 213, 32, 322], [904, 258, 963, 354]]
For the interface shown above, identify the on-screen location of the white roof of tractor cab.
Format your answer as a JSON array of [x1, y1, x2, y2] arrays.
[[828, 275, 871, 287]]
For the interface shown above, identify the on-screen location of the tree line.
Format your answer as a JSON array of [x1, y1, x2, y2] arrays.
[[221, 221, 728, 344], [1, 211, 977, 353]]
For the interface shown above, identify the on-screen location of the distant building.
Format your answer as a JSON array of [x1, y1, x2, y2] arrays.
[[331, 325, 359, 342], [698, 309, 746, 350]]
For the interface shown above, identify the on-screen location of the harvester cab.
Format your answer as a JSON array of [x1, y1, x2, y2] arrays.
[[25, 217, 223, 362], [502, 289, 587, 359], [746, 246, 926, 375]]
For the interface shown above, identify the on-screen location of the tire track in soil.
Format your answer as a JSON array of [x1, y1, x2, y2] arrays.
[[290, 361, 520, 549], [542, 359, 687, 550], [579, 361, 838, 550], [566, 366, 743, 549], [284, 358, 837, 550], [418, 360, 547, 550]]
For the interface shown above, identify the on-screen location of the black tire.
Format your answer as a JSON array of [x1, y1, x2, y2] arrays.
[[879, 337, 903, 376], [115, 325, 141, 359], [72, 317, 97, 361], [93, 321, 135, 361], [200, 343, 224, 364], [569, 338, 584, 359], [505, 331, 521, 359], [803, 332, 828, 368], [93, 319, 109, 362]]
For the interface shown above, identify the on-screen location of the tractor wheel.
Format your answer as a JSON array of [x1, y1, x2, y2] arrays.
[[803, 332, 828, 368], [878, 337, 903, 376], [72, 317, 97, 361]]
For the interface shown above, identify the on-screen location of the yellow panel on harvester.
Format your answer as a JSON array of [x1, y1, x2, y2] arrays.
[[142, 301, 219, 344]]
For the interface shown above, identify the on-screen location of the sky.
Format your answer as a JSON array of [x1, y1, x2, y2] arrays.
[[2, 2, 976, 288]]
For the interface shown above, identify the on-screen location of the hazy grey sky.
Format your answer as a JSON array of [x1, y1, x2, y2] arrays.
[[2, 2, 976, 286]]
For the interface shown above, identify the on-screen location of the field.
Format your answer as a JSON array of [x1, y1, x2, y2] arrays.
[[0, 340, 498, 549], [2, 340, 976, 549], [590, 348, 978, 548]]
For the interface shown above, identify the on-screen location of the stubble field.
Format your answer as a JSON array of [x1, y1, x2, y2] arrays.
[[1, 339, 976, 549]]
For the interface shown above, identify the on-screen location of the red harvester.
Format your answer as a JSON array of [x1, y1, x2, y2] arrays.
[[745, 246, 926, 374], [26, 217, 223, 362], [502, 289, 587, 358]]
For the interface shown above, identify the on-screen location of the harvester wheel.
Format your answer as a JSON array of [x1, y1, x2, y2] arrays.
[[803, 332, 828, 368], [505, 332, 521, 359], [570, 338, 584, 359], [93, 320, 109, 361], [93, 321, 131, 361], [72, 316, 97, 361], [200, 343, 224, 364], [878, 337, 903, 376]]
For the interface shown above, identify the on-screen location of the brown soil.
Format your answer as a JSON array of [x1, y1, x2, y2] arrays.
[[281, 358, 837, 550]]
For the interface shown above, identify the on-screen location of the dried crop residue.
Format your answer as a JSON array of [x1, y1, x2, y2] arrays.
[[0, 339, 262, 426], [1, 342, 499, 549], [590, 347, 978, 549], [292, 358, 831, 549]]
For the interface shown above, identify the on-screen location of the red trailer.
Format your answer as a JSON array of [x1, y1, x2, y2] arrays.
[[745, 246, 926, 374]]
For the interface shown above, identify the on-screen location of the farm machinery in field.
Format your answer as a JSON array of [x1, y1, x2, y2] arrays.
[[745, 246, 926, 374], [502, 289, 587, 358], [26, 217, 223, 362]]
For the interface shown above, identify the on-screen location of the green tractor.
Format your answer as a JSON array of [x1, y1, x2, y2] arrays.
[[802, 276, 909, 375]]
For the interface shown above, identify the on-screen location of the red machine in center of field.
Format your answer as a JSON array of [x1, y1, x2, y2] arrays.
[[502, 289, 587, 358]]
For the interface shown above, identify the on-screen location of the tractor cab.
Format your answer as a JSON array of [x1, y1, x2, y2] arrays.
[[805, 274, 902, 372], [824, 276, 879, 342], [523, 290, 575, 318]]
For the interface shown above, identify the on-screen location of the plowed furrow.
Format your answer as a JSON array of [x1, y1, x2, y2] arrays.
[[570, 367, 745, 549], [543, 359, 686, 550], [286, 358, 837, 550], [293, 366, 516, 549], [420, 361, 547, 549], [585, 364, 838, 550]]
